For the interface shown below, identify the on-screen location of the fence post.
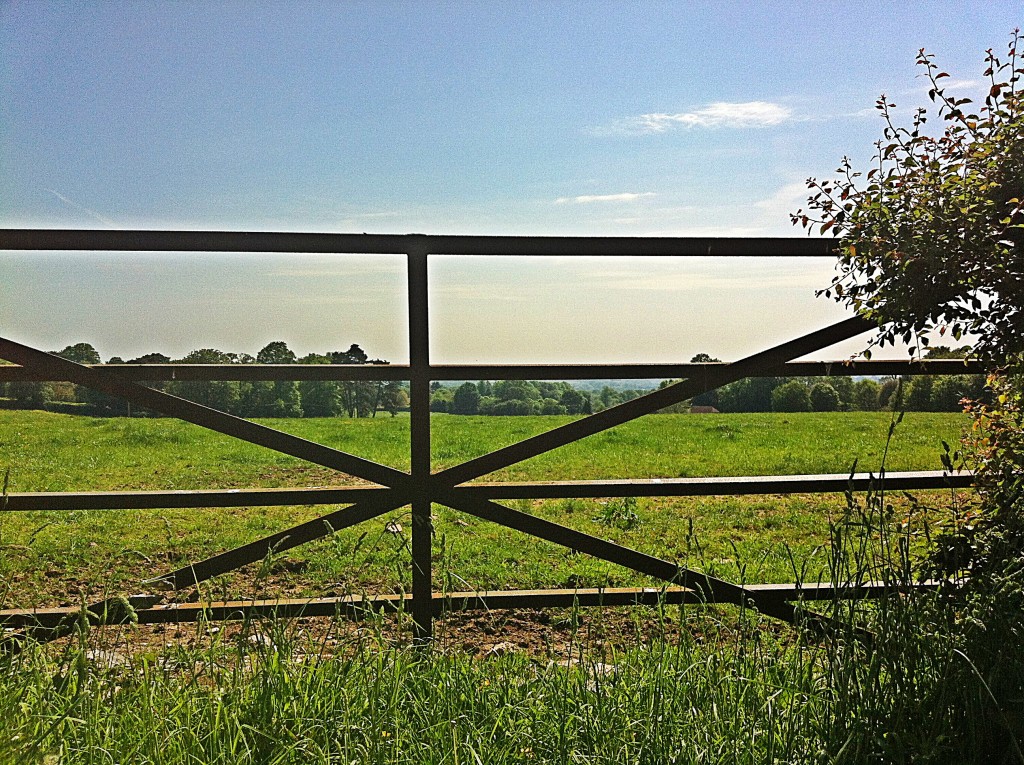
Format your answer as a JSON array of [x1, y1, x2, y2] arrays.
[[407, 237, 433, 644]]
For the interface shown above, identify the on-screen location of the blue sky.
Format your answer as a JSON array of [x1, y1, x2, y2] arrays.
[[1, 1, 1019, 363]]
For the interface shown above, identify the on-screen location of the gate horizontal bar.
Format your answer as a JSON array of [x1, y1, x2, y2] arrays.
[[0, 582, 926, 631], [0, 229, 838, 256], [2, 485, 388, 511], [456, 470, 974, 499], [0, 358, 987, 382], [1, 471, 973, 512]]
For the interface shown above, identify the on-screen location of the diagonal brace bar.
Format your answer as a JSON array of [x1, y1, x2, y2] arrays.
[[434, 488, 810, 623], [155, 490, 410, 589]]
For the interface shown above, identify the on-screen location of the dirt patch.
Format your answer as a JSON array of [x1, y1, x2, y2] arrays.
[[14, 602, 795, 668]]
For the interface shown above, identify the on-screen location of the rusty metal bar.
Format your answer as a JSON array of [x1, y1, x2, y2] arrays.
[[1, 486, 386, 511], [435, 316, 876, 486], [4, 582, 925, 633], [0, 338, 410, 490], [0, 228, 838, 256], [0, 358, 987, 382], [408, 240, 434, 643], [4, 581, 925, 633], [0, 471, 973, 512]]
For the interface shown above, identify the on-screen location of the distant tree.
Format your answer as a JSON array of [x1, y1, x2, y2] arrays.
[[297, 353, 341, 417], [596, 386, 621, 411], [331, 344, 369, 365], [330, 344, 388, 417], [719, 377, 783, 413], [540, 397, 568, 415], [878, 377, 901, 409], [482, 398, 537, 416], [771, 380, 812, 412], [930, 374, 988, 412], [494, 379, 541, 403], [850, 379, 881, 411], [559, 387, 592, 415], [55, 343, 101, 365], [430, 387, 454, 413], [256, 341, 297, 365], [380, 381, 408, 416], [451, 382, 481, 415], [7, 381, 53, 409], [54, 342, 123, 413], [127, 353, 172, 365], [167, 349, 241, 413], [810, 382, 841, 412], [904, 376, 934, 411], [248, 341, 302, 417], [118, 352, 174, 413]]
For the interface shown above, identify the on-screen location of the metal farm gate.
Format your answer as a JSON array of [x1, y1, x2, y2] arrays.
[[0, 230, 980, 645]]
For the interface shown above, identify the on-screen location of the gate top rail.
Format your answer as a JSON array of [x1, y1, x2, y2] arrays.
[[0, 229, 838, 256]]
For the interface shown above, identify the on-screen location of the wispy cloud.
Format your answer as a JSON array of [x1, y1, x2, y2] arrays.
[[554, 192, 656, 205], [606, 101, 794, 135], [754, 181, 812, 219], [46, 188, 117, 227]]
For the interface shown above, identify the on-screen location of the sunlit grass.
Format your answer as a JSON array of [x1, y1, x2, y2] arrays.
[[0, 410, 968, 608]]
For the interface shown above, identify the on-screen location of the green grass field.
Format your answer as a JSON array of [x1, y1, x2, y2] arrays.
[[0, 409, 1006, 765], [0, 409, 968, 608]]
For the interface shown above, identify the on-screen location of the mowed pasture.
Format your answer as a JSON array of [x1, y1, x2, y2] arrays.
[[0, 409, 968, 609]]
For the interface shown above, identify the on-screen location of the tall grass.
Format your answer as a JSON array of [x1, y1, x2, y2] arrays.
[[3, 483, 1018, 764], [0, 606, 840, 765]]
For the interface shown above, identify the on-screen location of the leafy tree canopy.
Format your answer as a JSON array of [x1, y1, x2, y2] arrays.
[[256, 341, 297, 364], [795, 31, 1024, 363], [55, 342, 101, 365]]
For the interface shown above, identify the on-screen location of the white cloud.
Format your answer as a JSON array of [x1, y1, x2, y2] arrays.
[[618, 101, 794, 134], [554, 192, 657, 205]]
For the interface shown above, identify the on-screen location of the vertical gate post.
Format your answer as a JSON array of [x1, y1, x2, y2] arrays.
[[407, 238, 433, 644]]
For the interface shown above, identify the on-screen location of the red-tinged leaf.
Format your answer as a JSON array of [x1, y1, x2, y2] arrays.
[[820, 220, 834, 234], [936, 72, 950, 79]]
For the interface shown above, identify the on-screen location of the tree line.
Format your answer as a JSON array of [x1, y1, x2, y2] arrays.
[[658, 349, 986, 414], [0, 341, 408, 418], [1, 343, 982, 417]]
